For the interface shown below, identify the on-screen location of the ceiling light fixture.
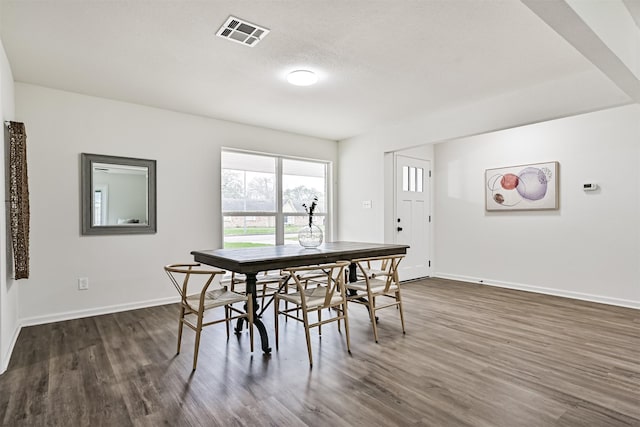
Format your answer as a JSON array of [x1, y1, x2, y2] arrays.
[[287, 70, 318, 86]]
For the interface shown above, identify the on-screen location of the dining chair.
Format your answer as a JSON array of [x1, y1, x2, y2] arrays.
[[345, 255, 405, 343], [164, 263, 253, 371], [274, 261, 351, 367], [223, 270, 287, 315], [357, 257, 391, 279]]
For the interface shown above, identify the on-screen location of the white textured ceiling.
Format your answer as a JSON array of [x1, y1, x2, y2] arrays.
[[0, 0, 634, 140]]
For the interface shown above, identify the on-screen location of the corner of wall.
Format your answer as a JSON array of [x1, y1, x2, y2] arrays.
[[0, 36, 19, 375]]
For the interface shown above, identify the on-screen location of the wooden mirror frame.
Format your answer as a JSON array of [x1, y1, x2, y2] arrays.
[[81, 153, 157, 235]]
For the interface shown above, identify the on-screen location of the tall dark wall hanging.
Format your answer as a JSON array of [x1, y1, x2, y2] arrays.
[[7, 121, 30, 279]]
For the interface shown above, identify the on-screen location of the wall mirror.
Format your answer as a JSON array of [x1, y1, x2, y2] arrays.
[[81, 153, 157, 235]]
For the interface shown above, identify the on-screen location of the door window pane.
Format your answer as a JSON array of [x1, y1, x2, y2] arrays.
[[417, 168, 423, 192], [402, 166, 409, 191], [409, 167, 416, 192]]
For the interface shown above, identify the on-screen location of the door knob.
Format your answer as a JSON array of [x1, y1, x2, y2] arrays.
[[397, 227, 403, 231]]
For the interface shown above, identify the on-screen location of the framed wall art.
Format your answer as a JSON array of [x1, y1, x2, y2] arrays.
[[485, 161, 559, 211]]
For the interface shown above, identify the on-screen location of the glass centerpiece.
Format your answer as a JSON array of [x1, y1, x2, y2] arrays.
[[298, 196, 323, 248]]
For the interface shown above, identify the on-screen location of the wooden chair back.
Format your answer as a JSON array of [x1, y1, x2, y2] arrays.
[[284, 261, 350, 308], [353, 255, 403, 292]]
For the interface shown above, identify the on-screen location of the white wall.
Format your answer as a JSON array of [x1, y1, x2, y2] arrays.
[[434, 104, 640, 308], [566, 0, 639, 79], [338, 83, 638, 308], [15, 83, 337, 325], [338, 66, 629, 243], [0, 38, 18, 373], [338, 135, 435, 243]]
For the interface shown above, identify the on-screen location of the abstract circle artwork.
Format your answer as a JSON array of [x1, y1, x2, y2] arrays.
[[485, 162, 559, 211]]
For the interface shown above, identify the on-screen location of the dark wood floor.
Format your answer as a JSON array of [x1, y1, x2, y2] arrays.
[[1, 278, 638, 426]]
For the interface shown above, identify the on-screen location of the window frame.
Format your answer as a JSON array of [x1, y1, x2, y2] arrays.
[[221, 149, 331, 247]]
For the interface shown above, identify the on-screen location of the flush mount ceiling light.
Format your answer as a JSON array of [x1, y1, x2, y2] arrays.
[[287, 70, 318, 86], [216, 16, 269, 47]]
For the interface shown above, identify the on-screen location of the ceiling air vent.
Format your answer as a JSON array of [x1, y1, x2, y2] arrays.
[[216, 16, 269, 47]]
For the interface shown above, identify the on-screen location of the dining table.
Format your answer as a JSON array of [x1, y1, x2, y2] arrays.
[[191, 241, 410, 353]]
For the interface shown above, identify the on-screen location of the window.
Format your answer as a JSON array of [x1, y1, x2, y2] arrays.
[[222, 150, 329, 248], [402, 166, 424, 193]]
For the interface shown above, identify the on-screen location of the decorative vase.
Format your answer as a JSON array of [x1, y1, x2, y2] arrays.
[[298, 224, 323, 248]]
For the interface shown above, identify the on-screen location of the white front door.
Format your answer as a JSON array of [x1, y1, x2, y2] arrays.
[[395, 155, 430, 280]]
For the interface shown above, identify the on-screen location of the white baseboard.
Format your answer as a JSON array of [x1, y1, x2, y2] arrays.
[[433, 272, 640, 310], [19, 296, 180, 328], [1, 321, 22, 374]]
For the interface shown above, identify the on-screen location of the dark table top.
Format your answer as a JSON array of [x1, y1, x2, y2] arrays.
[[191, 241, 409, 274]]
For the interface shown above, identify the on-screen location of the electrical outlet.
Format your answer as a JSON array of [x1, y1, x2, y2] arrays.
[[78, 277, 89, 290]]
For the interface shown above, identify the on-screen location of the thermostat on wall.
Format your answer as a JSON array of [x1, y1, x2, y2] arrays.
[[583, 183, 598, 191]]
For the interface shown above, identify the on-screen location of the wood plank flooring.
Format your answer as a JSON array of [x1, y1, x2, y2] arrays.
[[1, 278, 638, 426]]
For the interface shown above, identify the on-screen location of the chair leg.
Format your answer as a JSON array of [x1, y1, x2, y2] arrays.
[[176, 306, 185, 354], [318, 308, 322, 336], [274, 296, 280, 350], [397, 290, 406, 334], [343, 303, 351, 354], [369, 296, 379, 343], [283, 283, 290, 322], [193, 311, 204, 371], [302, 308, 313, 367], [260, 284, 268, 310], [225, 305, 230, 339]]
